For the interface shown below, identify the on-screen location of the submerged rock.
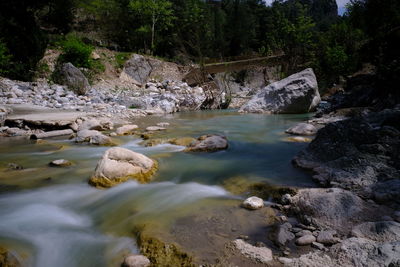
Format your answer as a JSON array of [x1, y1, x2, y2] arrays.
[[285, 123, 318, 136], [185, 135, 228, 152], [145, 126, 166, 132], [239, 68, 320, 114], [89, 147, 157, 188], [49, 159, 72, 167], [54, 63, 90, 95]]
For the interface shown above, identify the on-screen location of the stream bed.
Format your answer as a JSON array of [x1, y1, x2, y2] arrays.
[[0, 110, 315, 266]]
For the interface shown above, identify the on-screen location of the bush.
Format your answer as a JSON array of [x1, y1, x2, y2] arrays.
[[0, 40, 11, 76], [59, 35, 93, 68]]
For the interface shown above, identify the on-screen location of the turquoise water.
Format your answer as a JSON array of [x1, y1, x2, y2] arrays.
[[0, 110, 314, 266]]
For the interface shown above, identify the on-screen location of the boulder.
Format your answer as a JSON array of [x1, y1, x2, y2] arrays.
[[55, 63, 90, 95], [317, 230, 339, 245], [290, 188, 383, 235], [121, 54, 153, 86], [89, 134, 114, 146], [116, 125, 139, 135], [185, 135, 228, 152], [233, 239, 273, 263], [239, 68, 320, 114], [351, 221, 400, 242], [242, 196, 264, 210], [293, 109, 400, 200], [274, 222, 295, 247], [285, 123, 318, 136], [122, 254, 151, 267], [89, 147, 157, 188]]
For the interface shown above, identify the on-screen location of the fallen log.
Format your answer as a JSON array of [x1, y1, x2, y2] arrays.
[[30, 129, 74, 140]]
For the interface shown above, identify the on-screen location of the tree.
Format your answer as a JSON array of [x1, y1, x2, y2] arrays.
[[129, 0, 174, 54]]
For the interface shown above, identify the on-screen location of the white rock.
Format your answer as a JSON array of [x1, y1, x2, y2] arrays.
[[122, 255, 150, 267], [242, 196, 264, 210]]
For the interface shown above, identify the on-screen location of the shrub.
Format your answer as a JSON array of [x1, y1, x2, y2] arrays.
[[59, 35, 93, 68], [0, 40, 11, 76]]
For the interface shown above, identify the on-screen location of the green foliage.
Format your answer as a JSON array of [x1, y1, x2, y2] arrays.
[[0, 40, 11, 76], [115, 52, 132, 69], [325, 45, 348, 74], [58, 35, 93, 68], [129, 0, 175, 53], [35, 62, 51, 79]]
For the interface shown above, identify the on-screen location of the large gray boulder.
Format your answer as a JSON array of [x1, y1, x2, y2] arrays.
[[55, 63, 90, 95], [290, 188, 386, 235], [239, 68, 320, 114], [121, 54, 153, 86]]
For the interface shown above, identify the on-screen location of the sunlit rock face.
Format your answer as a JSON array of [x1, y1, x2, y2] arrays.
[[239, 68, 320, 114]]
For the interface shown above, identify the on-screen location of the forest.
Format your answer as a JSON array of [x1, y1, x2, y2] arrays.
[[0, 0, 399, 91]]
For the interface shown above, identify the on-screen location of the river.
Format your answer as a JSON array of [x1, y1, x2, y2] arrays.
[[0, 110, 314, 266]]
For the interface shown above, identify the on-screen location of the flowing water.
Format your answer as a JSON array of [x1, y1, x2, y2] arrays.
[[0, 110, 314, 266]]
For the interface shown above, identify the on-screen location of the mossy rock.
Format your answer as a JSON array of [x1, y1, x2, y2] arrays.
[[0, 246, 20, 267], [134, 224, 195, 267], [222, 176, 297, 201], [168, 137, 196, 147], [89, 160, 158, 188]]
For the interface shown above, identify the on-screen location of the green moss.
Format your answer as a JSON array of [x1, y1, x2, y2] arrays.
[[0, 246, 20, 267], [115, 52, 132, 69], [221, 176, 297, 201]]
